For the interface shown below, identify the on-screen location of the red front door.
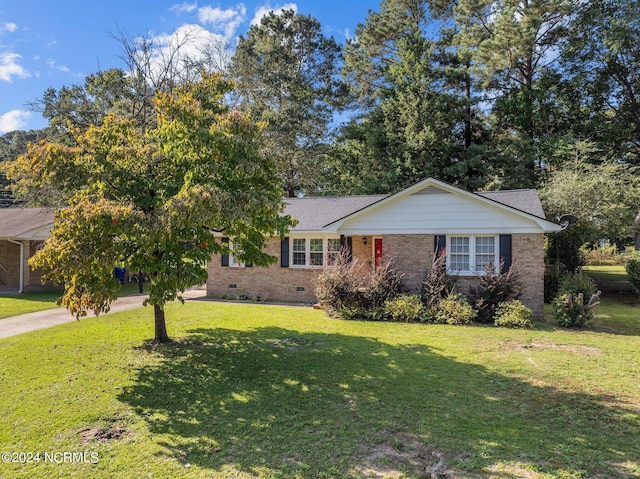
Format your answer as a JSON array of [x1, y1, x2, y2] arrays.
[[374, 238, 383, 267]]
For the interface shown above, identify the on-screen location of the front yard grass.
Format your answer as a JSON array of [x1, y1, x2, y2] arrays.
[[0, 298, 638, 478]]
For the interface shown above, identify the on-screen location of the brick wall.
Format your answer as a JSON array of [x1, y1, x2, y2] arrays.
[[207, 238, 320, 303], [383, 233, 545, 319], [0, 240, 51, 290], [206, 233, 546, 318]]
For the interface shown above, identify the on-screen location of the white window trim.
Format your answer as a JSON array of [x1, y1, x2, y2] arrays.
[[289, 236, 341, 269], [446, 235, 499, 276], [229, 242, 245, 268]]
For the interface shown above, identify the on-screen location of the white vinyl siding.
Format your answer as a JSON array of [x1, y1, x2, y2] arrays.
[[336, 189, 541, 235]]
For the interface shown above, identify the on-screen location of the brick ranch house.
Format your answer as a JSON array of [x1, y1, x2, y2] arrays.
[[207, 178, 563, 318], [0, 208, 55, 293]]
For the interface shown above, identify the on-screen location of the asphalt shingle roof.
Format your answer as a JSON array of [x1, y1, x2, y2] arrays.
[[0, 208, 56, 239], [476, 189, 546, 218], [284, 195, 386, 231]]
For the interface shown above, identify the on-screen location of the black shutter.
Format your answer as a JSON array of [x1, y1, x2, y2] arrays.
[[281, 237, 289, 267], [221, 237, 229, 266], [340, 235, 352, 263], [499, 234, 512, 273], [434, 235, 446, 256]]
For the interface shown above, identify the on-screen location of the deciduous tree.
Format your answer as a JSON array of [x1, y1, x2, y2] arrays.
[[7, 73, 292, 343]]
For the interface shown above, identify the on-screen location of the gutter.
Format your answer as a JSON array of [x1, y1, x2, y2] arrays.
[[7, 239, 24, 294]]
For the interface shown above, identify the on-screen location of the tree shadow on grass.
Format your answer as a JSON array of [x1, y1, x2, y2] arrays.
[[119, 327, 640, 478]]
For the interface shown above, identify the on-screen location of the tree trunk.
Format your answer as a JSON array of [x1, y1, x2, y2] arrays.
[[153, 303, 171, 344]]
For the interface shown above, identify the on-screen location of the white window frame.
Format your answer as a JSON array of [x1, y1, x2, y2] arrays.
[[289, 236, 341, 268], [229, 242, 245, 268], [446, 235, 499, 276]]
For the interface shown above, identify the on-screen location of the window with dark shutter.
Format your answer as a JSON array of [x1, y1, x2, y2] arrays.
[[499, 235, 512, 273], [340, 235, 352, 263], [434, 235, 446, 256], [281, 237, 289, 267], [221, 237, 229, 267]]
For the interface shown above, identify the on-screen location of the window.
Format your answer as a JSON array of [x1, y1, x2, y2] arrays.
[[327, 238, 342, 265], [293, 239, 306, 266], [230, 242, 245, 267], [447, 236, 498, 275], [475, 236, 496, 272], [310, 239, 324, 265], [450, 237, 469, 272], [289, 237, 341, 268]]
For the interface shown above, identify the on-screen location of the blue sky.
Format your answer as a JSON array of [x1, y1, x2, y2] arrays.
[[0, 1, 379, 134]]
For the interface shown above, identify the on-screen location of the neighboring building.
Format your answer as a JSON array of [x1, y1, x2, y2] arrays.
[[0, 208, 55, 293], [207, 178, 562, 318]]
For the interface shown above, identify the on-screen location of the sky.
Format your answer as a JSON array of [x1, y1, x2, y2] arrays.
[[0, 0, 380, 134]]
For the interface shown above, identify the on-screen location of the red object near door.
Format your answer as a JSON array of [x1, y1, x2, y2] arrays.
[[374, 238, 383, 267]]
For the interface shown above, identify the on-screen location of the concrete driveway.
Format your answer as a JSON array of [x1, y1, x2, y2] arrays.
[[0, 286, 206, 339]]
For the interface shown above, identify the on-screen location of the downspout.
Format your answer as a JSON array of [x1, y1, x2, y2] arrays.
[[7, 239, 24, 294]]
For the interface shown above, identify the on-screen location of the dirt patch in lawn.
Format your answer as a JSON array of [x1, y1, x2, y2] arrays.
[[355, 432, 462, 478], [79, 425, 127, 444], [500, 341, 600, 355]]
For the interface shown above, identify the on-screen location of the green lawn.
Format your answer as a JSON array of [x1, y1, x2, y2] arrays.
[[0, 283, 144, 319], [0, 299, 638, 478], [583, 265, 632, 293]]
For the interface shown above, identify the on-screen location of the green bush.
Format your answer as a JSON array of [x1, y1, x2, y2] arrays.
[[435, 292, 477, 325], [558, 271, 597, 298], [553, 271, 599, 328], [552, 293, 595, 327], [581, 242, 629, 266], [473, 262, 522, 323], [493, 300, 533, 328], [626, 251, 640, 292], [384, 294, 425, 322]]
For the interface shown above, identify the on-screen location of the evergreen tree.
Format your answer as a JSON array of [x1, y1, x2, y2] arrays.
[[229, 10, 346, 197]]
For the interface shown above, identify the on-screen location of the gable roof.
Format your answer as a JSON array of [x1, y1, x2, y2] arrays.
[[0, 208, 56, 240], [320, 178, 561, 234]]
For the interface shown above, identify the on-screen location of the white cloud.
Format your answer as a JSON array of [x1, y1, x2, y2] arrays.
[[146, 24, 231, 77], [0, 52, 30, 82], [198, 4, 247, 38], [0, 110, 31, 133], [170, 2, 197, 14], [2, 22, 18, 33], [251, 3, 297, 26], [46, 59, 70, 73]]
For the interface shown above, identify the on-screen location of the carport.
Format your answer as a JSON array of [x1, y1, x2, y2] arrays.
[[0, 208, 55, 293]]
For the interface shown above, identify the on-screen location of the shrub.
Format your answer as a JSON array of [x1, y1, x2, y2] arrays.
[[363, 260, 404, 309], [626, 251, 640, 293], [552, 292, 600, 327], [434, 292, 477, 325], [553, 271, 600, 327], [315, 251, 403, 320], [384, 294, 425, 322], [473, 262, 521, 323], [315, 251, 364, 317], [558, 271, 597, 298], [581, 242, 629, 266], [421, 250, 456, 316], [493, 300, 533, 328]]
